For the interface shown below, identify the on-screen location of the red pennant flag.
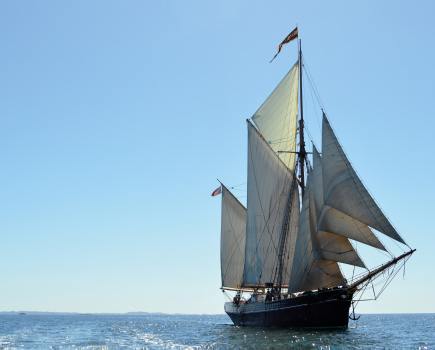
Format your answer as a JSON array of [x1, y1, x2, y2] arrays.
[[211, 186, 222, 197], [270, 27, 298, 63]]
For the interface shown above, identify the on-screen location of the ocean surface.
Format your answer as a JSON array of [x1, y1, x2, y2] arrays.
[[0, 313, 433, 349]]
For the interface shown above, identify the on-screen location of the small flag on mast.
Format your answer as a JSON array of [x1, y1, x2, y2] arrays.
[[270, 27, 298, 63], [211, 186, 222, 197]]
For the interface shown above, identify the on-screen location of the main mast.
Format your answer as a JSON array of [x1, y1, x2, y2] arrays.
[[298, 39, 306, 195], [274, 38, 305, 291]]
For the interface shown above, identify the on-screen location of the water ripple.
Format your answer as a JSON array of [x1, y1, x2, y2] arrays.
[[0, 313, 433, 349]]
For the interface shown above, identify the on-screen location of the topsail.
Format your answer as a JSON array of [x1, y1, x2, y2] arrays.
[[252, 63, 299, 171]]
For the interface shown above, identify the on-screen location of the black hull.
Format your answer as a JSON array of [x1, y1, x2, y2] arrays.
[[225, 288, 353, 328]]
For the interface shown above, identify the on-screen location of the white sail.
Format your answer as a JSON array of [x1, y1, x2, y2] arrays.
[[288, 182, 314, 292], [318, 206, 386, 250], [311, 146, 324, 214], [312, 146, 386, 251], [288, 176, 345, 293], [322, 115, 405, 244], [252, 63, 299, 171], [316, 231, 365, 268], [309, 184, 365, 268], [244, 121, 297, 286], [299, 259, 345, 292], [220, 186, 246, 289]]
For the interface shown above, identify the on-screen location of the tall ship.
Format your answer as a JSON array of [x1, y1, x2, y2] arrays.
[[214, 28, 415, 328]]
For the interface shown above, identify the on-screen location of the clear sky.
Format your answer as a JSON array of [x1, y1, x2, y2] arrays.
[[0, 0, 434, 314]]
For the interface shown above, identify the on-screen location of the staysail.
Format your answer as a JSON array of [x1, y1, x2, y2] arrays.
[[220, 185, 246, 289], [315, 231, 365, 268], [312, 145, 385, 252], [321, 115, 406, 244], [307, 147, 365, 268]]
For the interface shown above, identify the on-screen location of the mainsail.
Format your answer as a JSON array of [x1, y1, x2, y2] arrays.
[[243, 121, 298, 286]]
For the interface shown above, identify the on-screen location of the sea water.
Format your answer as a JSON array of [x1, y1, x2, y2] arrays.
[[0, 313, 433, 349]]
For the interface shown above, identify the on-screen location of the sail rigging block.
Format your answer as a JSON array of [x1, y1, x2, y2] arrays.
[[321, 116, 406, 244], [220, 186, 246, 289], [252, 63, 299, 171]]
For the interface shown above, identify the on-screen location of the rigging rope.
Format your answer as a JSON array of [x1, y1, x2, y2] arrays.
[[302, 57, 325, 112], [351, 254, 410, 314]]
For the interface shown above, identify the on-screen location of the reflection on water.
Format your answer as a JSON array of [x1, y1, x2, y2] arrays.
[[0, 313, 433, 349]]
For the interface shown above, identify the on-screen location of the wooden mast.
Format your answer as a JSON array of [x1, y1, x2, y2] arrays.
[[298, 39, 306, 194], [275, 37, 305, 293]]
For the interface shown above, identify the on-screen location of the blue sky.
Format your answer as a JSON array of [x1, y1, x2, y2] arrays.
[[0, 0, 434, 314]]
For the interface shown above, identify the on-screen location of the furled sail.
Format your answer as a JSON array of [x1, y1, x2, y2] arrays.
[[312, 146, 386, 251], [322, 115, 406, 244], [220, 185, 246, 289], [288, 176, 345, 293], [252, 63, 299, 171], [243, 121, 298, 287]]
